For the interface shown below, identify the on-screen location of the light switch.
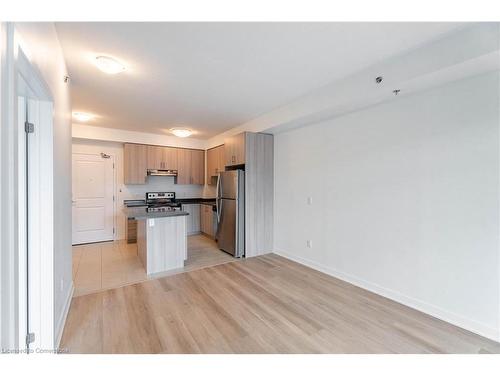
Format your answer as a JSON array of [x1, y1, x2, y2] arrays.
[[149, 219, 155, 227], [307, 240, 313, 248], [307, 197, 313, 205]]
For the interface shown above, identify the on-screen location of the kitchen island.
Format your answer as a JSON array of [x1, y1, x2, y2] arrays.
[[125, 207, 189, 276]]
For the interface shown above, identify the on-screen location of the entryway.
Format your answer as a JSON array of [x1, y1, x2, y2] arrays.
[[72, 152, 115, 245]]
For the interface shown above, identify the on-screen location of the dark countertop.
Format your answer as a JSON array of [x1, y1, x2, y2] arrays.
[[123, 199, 147, 207], [124, 207, 189, 220], [123, 198, 216, 208], [178, 198, 216, 205]]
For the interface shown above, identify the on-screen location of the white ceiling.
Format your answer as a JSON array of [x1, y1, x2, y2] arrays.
[[56, 22, 465, 139]]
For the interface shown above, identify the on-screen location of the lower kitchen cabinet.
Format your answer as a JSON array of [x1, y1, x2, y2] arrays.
[[181, 204, 201, 235], [126, 219, 137, 243], [201, 204, 216, 238]]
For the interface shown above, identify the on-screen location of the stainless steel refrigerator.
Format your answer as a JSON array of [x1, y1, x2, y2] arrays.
[[215, 170, 245, 257]]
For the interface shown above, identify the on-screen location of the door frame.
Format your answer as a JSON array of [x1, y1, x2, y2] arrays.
[[71, 151, 117, 245], [13, 27, 56, 350]]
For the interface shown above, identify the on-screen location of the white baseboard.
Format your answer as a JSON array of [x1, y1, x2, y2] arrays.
[[273, 248, 500, 343], [55, 282, 74, 349]]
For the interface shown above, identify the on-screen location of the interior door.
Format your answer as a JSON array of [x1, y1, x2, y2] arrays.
[[72, 153, 115, 244]]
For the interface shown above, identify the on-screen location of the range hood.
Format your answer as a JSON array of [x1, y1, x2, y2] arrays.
[[147, 169, 178, 177]]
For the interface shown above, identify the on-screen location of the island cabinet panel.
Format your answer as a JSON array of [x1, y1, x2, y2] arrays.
[[137, 219, 147, 269], [147, 146, 179, 171], [206, 145, 225, 185], [177, 149, 205, 185], [124, 143, 148, 184], [182, 204, 201, 235], [225, 132, 246, 167], [137, 216, 187, 275]]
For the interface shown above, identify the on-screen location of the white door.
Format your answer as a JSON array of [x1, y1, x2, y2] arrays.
[[72, 153, 115, 245]]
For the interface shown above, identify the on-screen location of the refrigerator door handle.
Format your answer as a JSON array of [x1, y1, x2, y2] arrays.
[[216, 173, 221, 223], [217, 199, 223, 223]]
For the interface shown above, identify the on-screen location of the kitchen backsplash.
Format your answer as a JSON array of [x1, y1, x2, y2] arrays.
[[122, 175, 216, 200]]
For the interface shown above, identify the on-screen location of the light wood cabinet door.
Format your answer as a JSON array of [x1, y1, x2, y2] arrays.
[[176, 148, 192, 184], [124, 143, 147, 184], [177, 149, 204, 185], [146, 146, 163, 169], [191, 149, 205, 185], [206, 145, 224, 185], [163, 147, 178, 170], [217, 145, 225, 174], [225, 132, 246, 166], [207, 147, 217, 182], [147, 146, 178, 170]]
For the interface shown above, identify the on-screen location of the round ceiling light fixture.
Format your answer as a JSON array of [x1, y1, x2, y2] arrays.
[[73, 112, 93, 122], [95, 55, 126, 74], [170, 128, 193, 138]]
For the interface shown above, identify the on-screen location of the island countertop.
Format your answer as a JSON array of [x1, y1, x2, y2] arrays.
[[124, 207, 189, 220]]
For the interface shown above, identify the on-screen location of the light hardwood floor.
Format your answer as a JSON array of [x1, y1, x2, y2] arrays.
[[61, 253, 500, 354], [72, 234, 235, 296]]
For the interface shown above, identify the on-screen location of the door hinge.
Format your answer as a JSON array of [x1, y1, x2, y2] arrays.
[[113, 195, 115, 202], [26, 332, 35, 346], [24, 121, 34, 133], [113, 227, 115, 234]]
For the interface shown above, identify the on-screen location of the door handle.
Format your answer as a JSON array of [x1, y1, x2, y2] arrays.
[[217, 199, 222, 223]]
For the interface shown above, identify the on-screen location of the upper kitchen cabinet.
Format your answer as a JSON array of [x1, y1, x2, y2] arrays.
[[124, 143, 148, 184], [147, 145, 178, 170], [177, 148, 205, 185], [225, 132, 246, 167], [206, 144, 225, 185], [191, 149, 205, 184]]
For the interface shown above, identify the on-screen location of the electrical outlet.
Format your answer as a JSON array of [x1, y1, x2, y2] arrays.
[[306, 240, 313, 248], [307, 197, 313, 205]]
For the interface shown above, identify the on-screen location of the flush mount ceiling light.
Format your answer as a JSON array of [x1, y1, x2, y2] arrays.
[[95, 55, 126, 74], [72, 112, 93, 122], [170, 128, 193, 138]]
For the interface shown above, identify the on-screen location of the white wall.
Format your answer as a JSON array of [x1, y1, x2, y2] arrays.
[[72, 138, 216, 240], [14, 23, 73, 344], [274, 72, 500, 341], [73, 123, 207, 149]]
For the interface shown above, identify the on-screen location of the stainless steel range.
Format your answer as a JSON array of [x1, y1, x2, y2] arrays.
[[145, 192, 181, 212]]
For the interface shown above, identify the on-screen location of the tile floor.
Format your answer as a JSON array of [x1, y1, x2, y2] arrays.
[[72, 234, 235, 297]]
